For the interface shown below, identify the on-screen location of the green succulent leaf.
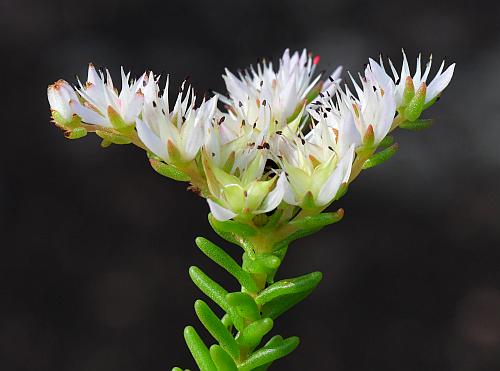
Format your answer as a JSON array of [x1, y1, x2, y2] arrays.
[[194, 300, 240, 359], [208, 217, 257, 237], [237, 336, 300, 371], [362, 143, 399, 170], [225, 292, 260, 321], [289, 210, 344, 230], [195, 237, 259, 293], [399, 118, 433, 131], [209, 345, 238, 371], [236, 318, 274, 348], [183, 326, 217, 371], [189, 266, 230, 313], [255, 271, 323, 306], [148, 156, 191, 181]]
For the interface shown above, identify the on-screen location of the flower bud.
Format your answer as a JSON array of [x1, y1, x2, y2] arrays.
[[47, 80, 80, 128]]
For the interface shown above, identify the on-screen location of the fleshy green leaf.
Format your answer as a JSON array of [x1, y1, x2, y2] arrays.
[[399, 118, 432, 131], [189, 266, 230, 313], [195, 237, 258, 293], [236, 318, 274, 348], [362, 143, 399, 170], [208, 217, 257, 237], [225, 292, 260, 321], [288, 210, 344, 230], [194, 300, 240, 359], [255, 272, 322, 306], [95, 130, 132, 145], [252, 336, 284, 371], [378, 135, 394, 149], [149, 158, 191, 181], [183, 326, 217, 371], [261, 290, 313, 320], [237, 336, 300, 371], [209, 345, 237, 371]]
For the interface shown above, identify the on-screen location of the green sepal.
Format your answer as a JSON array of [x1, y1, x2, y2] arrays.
[[195, 237, 258, 293], [100, 139, 112, 148], [107, 106, 134, 134], [189, 266, 230, 313], [149, 158, 191, 181], [362, 143, 399, 170], [225, 292, 260, 321], [52, 111, 81, 129], [255, 271, 322, 306], [404, 83, 426, 122], [237, 336, 300, 371], [402, 76, 415, 107], [362, 125, 375, 150], [399, 118, 432, 131], [209, 345, 237, 371], [95, 130, 132, 145], [334, 182, 349, 201], [301, 191, 316, 210], [222, 151, 235, 174], [289, 210, 344, 230], [183, 326, 217, 371], [378, 135, 394, 149], [65, 127, 87, 139], [167, 139, 184, 164], [262, 209, 283, 231], [236, 318, 274, 348], [194, 300, 240, 359], [305, 81, 323, 104]]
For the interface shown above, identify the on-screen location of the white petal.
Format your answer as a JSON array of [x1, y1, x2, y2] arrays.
[[282, 177, 299, 205], [207, 199, 237, 221], [256, 172, 286, 213], [425, 63, 455, 103], [70, 100, 110, 127], [136, 118, 168, 160], [316, 144, 354, 206]]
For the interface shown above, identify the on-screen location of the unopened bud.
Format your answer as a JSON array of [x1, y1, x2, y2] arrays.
[[48, 80, 80, 128]]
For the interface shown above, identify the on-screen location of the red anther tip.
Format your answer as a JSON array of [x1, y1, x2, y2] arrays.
[[313, 55, 321, 65]]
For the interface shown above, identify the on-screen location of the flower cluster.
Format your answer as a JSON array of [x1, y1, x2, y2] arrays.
[[48, 49, 454, 222]]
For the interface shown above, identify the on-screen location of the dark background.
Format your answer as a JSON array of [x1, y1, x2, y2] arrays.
[[2, 0, 500, 370]]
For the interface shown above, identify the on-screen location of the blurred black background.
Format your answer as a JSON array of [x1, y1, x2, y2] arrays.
[[2, 0, 500, 370]]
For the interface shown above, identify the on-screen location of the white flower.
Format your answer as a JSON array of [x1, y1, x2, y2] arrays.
[[47, 80, 79, 124], [276, 126, 355, 208], [220, 49, 342, 132], [73, 64, 145, 129], [346, 72, 397, 145], [204, 151, 287, 221], [368, 51, 455, 106], [136, 74, 218, 164]]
